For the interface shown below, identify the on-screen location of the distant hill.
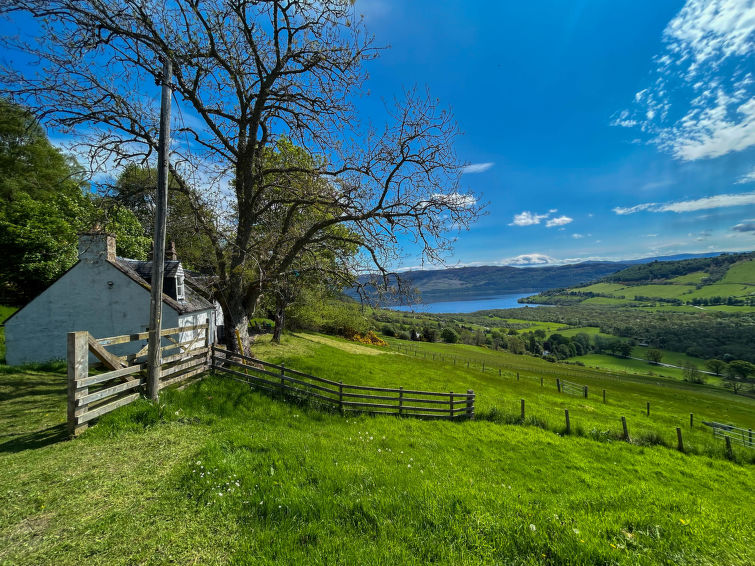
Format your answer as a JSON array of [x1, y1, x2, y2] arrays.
[[353, 251, 751, 306], [356, 262, 634, 304], [522, 252, 755, 308]]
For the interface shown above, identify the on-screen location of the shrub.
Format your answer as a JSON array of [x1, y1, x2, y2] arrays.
[[441, 328, 458, 343]]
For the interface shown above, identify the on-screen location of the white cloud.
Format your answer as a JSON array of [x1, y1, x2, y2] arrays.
[[732, 219, 755, 232], [431, 192, 477, 208], [572, 233, 584, 239], [509, 211, 549, 226], [613, 0, 755, 161], [614, 191, 755, 215], [461, 162, 494, 174], [509, 209, 572, 227], [545, 215, 573, 228], [736, 167, 755, 184], [502, 253, 557, 266], [613, 203, 659, 215]]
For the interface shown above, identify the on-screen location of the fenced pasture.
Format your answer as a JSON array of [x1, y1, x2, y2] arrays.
[[67, 331, 476, 436], [212, 345, 475, 420], [257, 334, 755, 463]]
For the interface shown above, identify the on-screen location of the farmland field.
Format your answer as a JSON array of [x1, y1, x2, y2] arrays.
[[1, 335, 754, 565]]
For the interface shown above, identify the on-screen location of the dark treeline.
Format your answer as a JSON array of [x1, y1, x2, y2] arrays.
[[465, 306, 755, 363]]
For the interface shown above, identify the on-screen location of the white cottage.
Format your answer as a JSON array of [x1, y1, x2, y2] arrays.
[[4, 232, 217, 365]]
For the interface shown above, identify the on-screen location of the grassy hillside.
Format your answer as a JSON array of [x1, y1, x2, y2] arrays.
[[1, 342, 754, 565], [524, 255, 755, 311]]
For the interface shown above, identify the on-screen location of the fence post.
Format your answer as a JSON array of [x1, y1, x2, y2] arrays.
[[279, 362, 285, 398], [204, 323, 211, 370], [520, 399, 525, 421], [466, 389, 474, 420], [499, 368, 501, 377], [339, 382, 344, 415], [467, 360, 469, 368], [646, 402, 650, 417], [482, 362, 485, 372], [556, 379, 561, 393], [516, 372, 519, 381], [749, 429, 753, 447], [725, 436, 733, 460], [676, 427, 684, 452], [583, 386, 588, 398], [450, 392, 454, 419], [690, 413, 694, 428], [602, 389, 606, 404], [621, 416, 629, 441], [399, 386, 404, 417], [565, 409, 570, 435], [67, 331, 90, 438], [540, 377, 543, 387]]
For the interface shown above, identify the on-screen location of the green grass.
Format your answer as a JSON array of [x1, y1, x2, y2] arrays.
[[1, 354, 754, 565], [573, 353, 687, 381], [256, 334, 755, 462], [667, 272, 707, 284]]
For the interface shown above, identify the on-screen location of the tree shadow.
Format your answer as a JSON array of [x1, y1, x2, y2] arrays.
[[0, 423, 68, 454]]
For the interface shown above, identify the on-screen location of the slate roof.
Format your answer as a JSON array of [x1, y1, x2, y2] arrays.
[[118, 258, 182, 279], [111, 257, 213, 315]]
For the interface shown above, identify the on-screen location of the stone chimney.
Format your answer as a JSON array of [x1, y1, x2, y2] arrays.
[[78, 232, 116, 262], [166, 240, 178, 261]]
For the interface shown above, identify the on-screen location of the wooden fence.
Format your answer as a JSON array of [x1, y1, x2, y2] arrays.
[[67, 323, 210, 436], [211, 346, 475, 420]]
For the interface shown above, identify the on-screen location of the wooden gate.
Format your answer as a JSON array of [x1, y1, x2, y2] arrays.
[[67, 324, 210, 436]]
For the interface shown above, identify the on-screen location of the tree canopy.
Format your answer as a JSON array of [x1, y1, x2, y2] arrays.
[[1, 0, 483, 349], [0, 98, 150, 302]]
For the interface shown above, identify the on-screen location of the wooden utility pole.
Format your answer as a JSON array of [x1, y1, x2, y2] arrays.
[[147, 58, 172, 401]]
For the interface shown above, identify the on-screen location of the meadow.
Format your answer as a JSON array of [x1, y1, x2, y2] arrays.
[[1, 342, 754, 565]]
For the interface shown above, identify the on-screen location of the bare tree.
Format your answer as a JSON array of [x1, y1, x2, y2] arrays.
[[0, 0, 483, 350]]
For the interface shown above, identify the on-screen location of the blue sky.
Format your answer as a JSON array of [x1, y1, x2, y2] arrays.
[[355, 0, 755, 267], [4, 1, 754, 269]]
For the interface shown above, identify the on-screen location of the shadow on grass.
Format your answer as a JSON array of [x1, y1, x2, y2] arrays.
[[0, 423, 68, 453]]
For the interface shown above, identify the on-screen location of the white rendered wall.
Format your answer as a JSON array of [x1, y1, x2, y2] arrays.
[[2, 257, 217, 365]]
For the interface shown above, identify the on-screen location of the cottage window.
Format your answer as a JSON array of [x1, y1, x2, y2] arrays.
[[176, 275, 185, 301]]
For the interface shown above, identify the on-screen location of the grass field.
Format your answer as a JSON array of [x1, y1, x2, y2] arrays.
[[1, 343, 754, 565], [255, 335, 755, 461], [544, 259, 755, 311]]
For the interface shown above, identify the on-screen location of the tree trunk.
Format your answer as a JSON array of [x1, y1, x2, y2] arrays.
[[223, 299, 251, 356], [272, 305, 285, 344]]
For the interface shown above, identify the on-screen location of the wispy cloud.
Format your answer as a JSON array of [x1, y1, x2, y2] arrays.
[[614, 191, 755, 215], [732, 219, 755, 232], [546, 215, 573, 228], [431, 192, 477, 208], [502, 253, 557, 266], [736, 167, 755, 184], [461, 162, 494, 174], [613, 0, 755, 161], [509, 209, 572, 228]]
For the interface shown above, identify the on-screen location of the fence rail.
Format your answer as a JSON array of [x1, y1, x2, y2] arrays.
[[703, 421, 754, 448], [67, 324, 210, 436], [211, 345, 475, 420], [559, 379, 588, 398]]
